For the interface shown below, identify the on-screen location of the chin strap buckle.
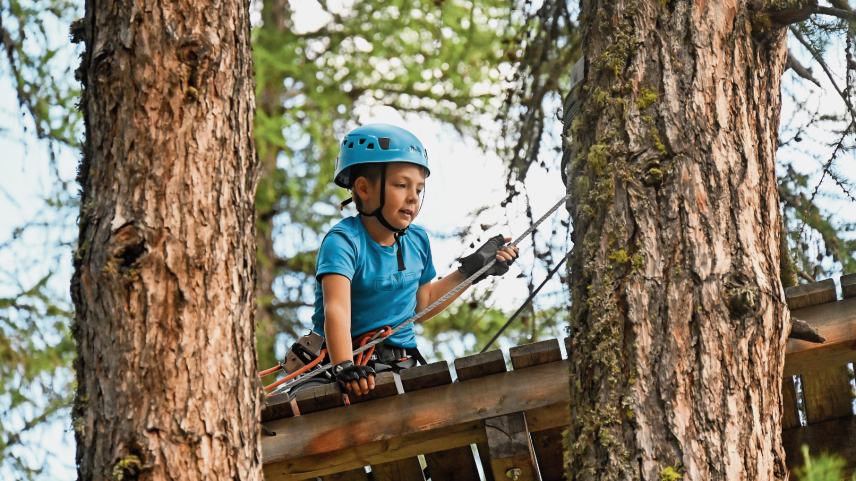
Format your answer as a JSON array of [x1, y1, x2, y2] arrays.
[[340, 197, 353, 211]]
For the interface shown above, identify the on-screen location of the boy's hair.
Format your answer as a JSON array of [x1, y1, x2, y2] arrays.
[[349, 163, 428, 211]]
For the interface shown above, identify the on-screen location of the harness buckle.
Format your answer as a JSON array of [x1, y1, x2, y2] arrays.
[[281, 330, 325, 375]]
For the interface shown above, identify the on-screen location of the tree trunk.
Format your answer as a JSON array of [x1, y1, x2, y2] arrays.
[[565, 1, 789, 479], [70, 0, 262, 478]]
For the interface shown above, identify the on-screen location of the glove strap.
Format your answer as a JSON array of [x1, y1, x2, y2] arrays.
[[333, 360, 354, 375]]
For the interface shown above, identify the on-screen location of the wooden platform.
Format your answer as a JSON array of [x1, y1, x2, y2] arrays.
[[782, 273, 856, 475], [261, 274, 856, 480]]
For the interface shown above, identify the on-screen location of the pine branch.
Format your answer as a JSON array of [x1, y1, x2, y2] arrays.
[[789, 317, 827, 343], [814, 5, 856, 21], [789, 26, 856, 119], [787, 49, 822, 86], [798, 270, 816, 283]]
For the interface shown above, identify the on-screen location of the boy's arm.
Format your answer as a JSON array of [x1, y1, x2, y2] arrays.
[[415, 241, 518, 322], [322, 273, 375, 394], [415, 270, 469, 322]]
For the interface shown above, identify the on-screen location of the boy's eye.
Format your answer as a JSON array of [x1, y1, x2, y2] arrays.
[[416, 190, 423, 195]]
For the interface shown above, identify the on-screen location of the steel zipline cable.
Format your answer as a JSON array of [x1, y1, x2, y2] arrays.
[[478, 250, 570, 354], [270, 191, 573, 395]]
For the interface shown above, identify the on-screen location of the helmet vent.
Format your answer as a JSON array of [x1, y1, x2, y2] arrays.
[[367, 143, 374, 149], [348, 142, 354, 148], [359, 138, 366, 145], [378, 137, 391, 150]]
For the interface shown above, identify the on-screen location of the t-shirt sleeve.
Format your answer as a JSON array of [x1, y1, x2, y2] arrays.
[[316, 232, 357, 281], [419, 234, 437, 286]]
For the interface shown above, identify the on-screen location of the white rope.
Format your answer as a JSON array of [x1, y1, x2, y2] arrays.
[[271, 192, 573, 395]]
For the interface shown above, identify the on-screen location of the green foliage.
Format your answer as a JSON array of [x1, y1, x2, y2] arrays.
[[779, 15, 856, 280], [0, 272, 76, 479], [0, 0, 82, 149], [795, 445, 856, 481], [1, 1, 82, 478]]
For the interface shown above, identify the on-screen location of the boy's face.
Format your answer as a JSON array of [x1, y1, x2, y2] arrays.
[[360, 162, 425, 230]]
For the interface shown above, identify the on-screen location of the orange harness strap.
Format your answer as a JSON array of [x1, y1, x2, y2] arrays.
[[258, 326, 394, 392]]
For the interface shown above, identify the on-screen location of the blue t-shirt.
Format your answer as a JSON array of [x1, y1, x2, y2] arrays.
[[311, 216, 437, 348]]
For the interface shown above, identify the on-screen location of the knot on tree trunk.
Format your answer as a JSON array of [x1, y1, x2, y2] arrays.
[[727, 283, 759, 318], [111, 224, 146, 273]]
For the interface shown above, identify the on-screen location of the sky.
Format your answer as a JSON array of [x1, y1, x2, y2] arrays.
[[2, 1, 856, 480]]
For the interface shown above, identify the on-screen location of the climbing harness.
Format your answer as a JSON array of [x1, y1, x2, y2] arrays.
[[261, 191, 573, 395]]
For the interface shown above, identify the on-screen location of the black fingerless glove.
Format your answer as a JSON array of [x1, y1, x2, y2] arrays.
[[458, 234, 515, 284], [332, 361, 375, 389]]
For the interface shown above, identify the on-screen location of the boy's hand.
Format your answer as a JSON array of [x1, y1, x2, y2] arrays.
[[332, 361, 376, 396], [458, 234, 519, 284]]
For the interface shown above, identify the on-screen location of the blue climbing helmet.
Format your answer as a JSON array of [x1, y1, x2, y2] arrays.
[[334, 123, 430, 188]]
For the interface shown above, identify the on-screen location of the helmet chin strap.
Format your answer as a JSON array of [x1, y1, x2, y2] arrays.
[[345, 164, 410, 271]]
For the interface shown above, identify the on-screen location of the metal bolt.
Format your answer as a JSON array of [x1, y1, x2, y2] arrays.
[[506, 468, 522, 480]]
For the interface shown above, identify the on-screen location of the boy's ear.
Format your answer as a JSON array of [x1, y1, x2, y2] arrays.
[[353, 176, 370, 202]]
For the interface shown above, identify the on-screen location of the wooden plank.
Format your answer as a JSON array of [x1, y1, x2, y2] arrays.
[[400, 361, 452, 392], [370, 457, 425, 481], [781, 375, 801, 431], [293, 382, 344, 415], [423, 445, 480, 481], [484, 413, 541, 481], [455, 350, 506, 381], [783, 296, 856, 377], [348, 371, 398, 404], [782, 414, 856, 477], [321, 467, 368, 481], [262, 361, 571, 480], [262, 392, 295, 423], [785, 279, 837, 310], [530, 426, 565, 481], [510, 339, 562, 370], [842, 273, 856, 299], [801, 365, 855, 425]]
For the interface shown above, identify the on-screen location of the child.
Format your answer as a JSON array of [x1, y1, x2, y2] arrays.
[[301, 123, 518, 396]]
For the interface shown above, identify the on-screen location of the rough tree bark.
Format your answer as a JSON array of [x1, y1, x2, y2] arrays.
[[565, 0, 792, 479], [69, 0, 262, 478]]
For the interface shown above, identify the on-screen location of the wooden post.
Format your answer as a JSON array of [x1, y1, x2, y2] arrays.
[[484, 413, 541, 481]]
